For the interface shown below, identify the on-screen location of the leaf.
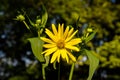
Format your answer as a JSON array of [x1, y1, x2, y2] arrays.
[[85, 31, 97, 43], [28, 37, 45, 62], [85, 49, 99, 80], [41, 5, 48, 27]]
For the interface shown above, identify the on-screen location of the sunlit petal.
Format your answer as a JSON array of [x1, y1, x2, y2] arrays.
[[65, 52, 69, 63], [44, 47, 57, 56], [65, 45, 79, 51], [40, 37, 54, 44], [60, 49, 66, 59], [57, 52, 60, 63], [63, 26, 69, 39], [43, 43, 56, 48], [50, 50, 59, 63], [61, 24, 64, 37], [65, 30, 78, 42], [60, 49, 69, 63], [45, 29, 57, 42], [52, 24, 57, 35], [41, 47, 55, 54], [66, 38, 82, 45], [66, 50, 76, 62], [68, 28, 74, 37], [57, 24, 61, 38]]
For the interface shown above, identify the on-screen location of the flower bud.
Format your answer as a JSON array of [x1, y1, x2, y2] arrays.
[[87, 28, 93, 33], [36, 19, 41, 24], [34, 23, 39, 27], [16, 14, 25, 21]]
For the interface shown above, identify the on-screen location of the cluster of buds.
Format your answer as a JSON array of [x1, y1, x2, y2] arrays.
[[34, 19, 41, 28], [15, 14, 43, 35], [16, 14, 25, 21]]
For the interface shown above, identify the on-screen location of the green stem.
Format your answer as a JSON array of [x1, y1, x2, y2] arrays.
[[23, 21, 30, 30], [42, 65, 46, 80], [69, 63, 75, 80], [38, 31, 41, 39], [58, 62, 60, 80], [38, 28, 44, 39]]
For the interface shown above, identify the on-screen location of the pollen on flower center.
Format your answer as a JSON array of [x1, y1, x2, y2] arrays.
[[57, 39, 65, 49]]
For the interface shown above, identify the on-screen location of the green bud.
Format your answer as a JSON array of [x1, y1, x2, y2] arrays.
[[16, 14, 25, 21], [36, 19, 41, 24], [34, 24, 39, 27], [87, 28, 93, 32]]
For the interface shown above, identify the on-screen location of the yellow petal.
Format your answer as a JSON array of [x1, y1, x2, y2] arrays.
[[65, 30, 78, 42], [66, 38, 82, 46], [52, 24, 57, 35], [58, 24, 61, 38], [60, 49, 69, 63], [65, 53, 69, 63], [60, 49, 66, 59], [41, 47, 54, 54], [42, 47, 57, 56], [50, 50, 59, 63], [40, 37, 54, 44], [57, 52, 60, 63], [66, 50, 76, 62], [63, 26, 69, 39], [61, 24, 64, 37], [65, 45, 79, 51], [68, 28, 74, 37], [45, 29, 57, 42], [43, 43, 56, 48]]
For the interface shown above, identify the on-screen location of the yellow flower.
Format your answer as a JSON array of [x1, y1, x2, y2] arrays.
[[41, 24, 82, 63]]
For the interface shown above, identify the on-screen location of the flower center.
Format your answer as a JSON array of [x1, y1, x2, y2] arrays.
[[57, 39, 65, 49]]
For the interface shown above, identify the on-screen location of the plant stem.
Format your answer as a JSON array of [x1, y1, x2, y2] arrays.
[[23, 21, 30, 30], [58, 62, 60, 80], [69, 63, 75, 80], [42, 65, 46, 80]]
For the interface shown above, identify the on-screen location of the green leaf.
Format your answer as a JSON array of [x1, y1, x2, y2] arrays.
[[28, 37, 45, 62], [41, 5, 48, 27], [85, 31, 97, 43], [85, 49, 99, 80]]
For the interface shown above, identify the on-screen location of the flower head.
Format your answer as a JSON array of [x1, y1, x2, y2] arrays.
[[41, 24, 82, 63]]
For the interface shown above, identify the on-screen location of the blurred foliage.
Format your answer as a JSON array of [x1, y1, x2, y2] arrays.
[[96, 35, 120, 68], [0, 0, 120, 80]]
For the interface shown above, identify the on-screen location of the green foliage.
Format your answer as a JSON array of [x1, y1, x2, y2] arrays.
[[41, 5, 48, 28], [85, 30, 97, 43], [28, 37, 45, 62], [85, 49, 99, 80], [96, 36, 120, 68]]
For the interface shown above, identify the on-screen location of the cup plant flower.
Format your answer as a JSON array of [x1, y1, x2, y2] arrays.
[[16, 6, 99, 80], [40, 24, 82, 63]]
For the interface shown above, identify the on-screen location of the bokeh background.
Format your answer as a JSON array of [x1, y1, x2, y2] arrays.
[[0, 0, 120, 80]]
